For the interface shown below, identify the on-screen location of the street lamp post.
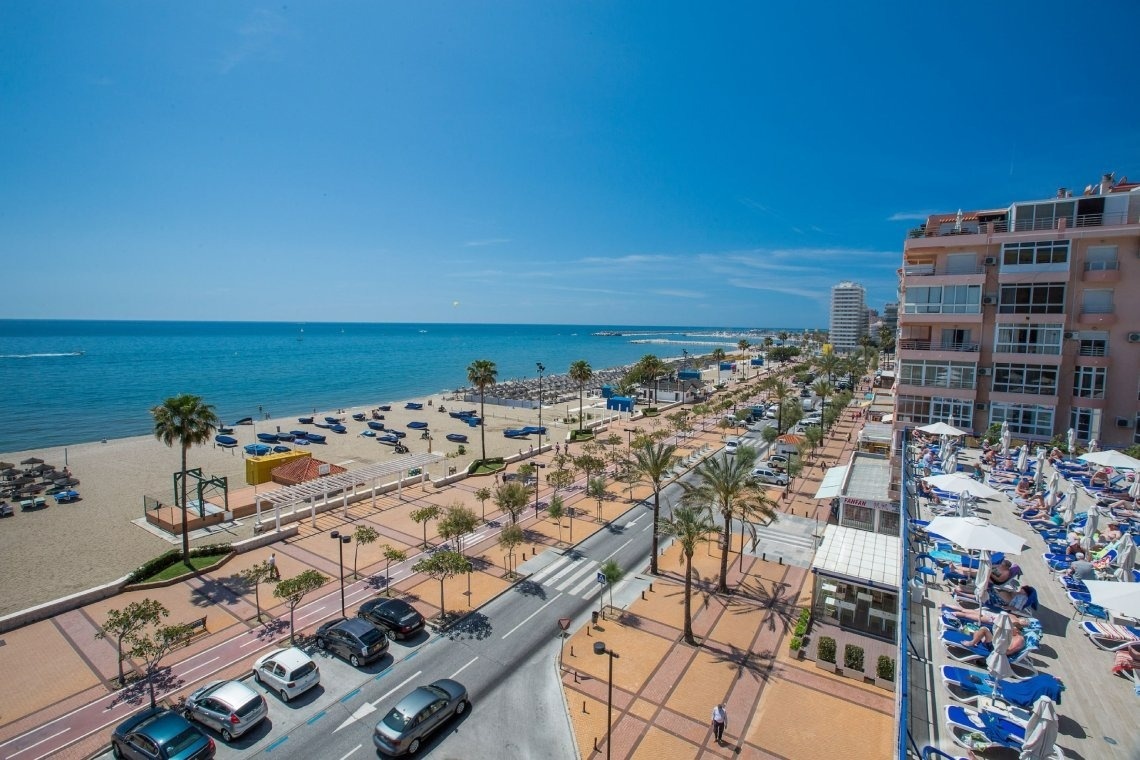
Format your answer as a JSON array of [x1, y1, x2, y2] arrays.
[[593, 641, 619, 760], [536, 362, 545, 453], [330, 530, 351, 616], [624, 427, 637, 450]]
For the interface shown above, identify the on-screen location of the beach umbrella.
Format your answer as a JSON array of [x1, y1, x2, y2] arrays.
[[1001, 421, 1009, 436], [1084, 508, 1100, 541], [944, 451, 959, 475], [1088, 439, 1100, 453], [1016, 447, 1029, 474], [926, 516, 1027, 554], [1034, 451, 1045, 490], [1130, 475, 1140, 500], [1079, 450, 1140, 470], [1048, 470, 1060, 495], [20, 457, 44, 466], [987, 611, 1016, 683], [1018, 696, 1059, 760], [1001, 428, 1011, 458], [0, 461, 13, 469], [924, 473, 1003, 499], [1066, 428, 1076, 456], [1115, 534, 1136, 582], [1081, 580, 1140, 618], [974, 550, 992, 602], [919, 421, 967, 437], [1045, 488, 1060, 510]]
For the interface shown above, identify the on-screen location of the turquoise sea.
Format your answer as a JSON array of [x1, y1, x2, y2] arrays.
[[0, 321, 767, 453]]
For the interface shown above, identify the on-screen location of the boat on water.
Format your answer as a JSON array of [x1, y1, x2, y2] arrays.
[[273, 445, 291, 453], [306, 433, 326, 443], [234, 417, 254, 426], [405, 402, 423, 410], [407, 421, 429, 430], [379, 405, 392, 411], [215, 435, 238, 447], [244, 443, 271, 456], [367, 421, 385, 431], [445, 433, 468, 444], [257, 433, 279, 443], [330, 424, 347, 434], [297, 416, 314, 424]]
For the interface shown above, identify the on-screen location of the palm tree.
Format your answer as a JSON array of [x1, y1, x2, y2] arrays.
[[660, 505, 715, 645], [630, 442, 678, 575], [637, 354, 665, 406], [151, 394, 218, 562], [765, 378, 792, 434], [816, 352, 841, 384], [811, 379, 834, 430], [568, 360, 593, 432], [466, 359, 498, 461], [681, 454, 777, 594]]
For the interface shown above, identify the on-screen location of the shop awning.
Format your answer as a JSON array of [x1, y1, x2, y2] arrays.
[[813, 465, 850, 500]]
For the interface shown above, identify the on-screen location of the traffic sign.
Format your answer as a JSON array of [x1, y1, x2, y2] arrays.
[[558, 617, 571, 631], [596, 572, 607, 585]]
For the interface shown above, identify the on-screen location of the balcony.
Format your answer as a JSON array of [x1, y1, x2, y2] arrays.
[[899, 307, 984, 325], [1077, 308, 1117, 327], [901, 264, 986, 277], [1082, 260, 1121, 283], [897, 339, 979, 353], [907, 211, 1132, 238]]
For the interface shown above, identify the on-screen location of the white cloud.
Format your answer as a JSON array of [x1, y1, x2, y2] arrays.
[[651, 289, 705, 299], [463, 238, 512, 247]]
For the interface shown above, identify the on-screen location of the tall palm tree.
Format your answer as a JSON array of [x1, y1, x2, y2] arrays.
[[467, 359, 497, 461], [637, 354, 665, 405], [568, 360, 593, 432], [816, 352, 841, 384], [811, 379, 834, 430], [630, 442, 678, 575], [681, 455, 777, 594], [151, 394, 218, 562], [661, 505, 715, 645], [765, 378, 792, 434]]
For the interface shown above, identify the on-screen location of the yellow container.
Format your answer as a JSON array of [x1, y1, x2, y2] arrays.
[[245, 450, 310, 485]]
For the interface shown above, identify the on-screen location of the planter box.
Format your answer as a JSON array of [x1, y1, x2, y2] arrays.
[[815, 659, 836, 673], [874, 678, 896, 692]]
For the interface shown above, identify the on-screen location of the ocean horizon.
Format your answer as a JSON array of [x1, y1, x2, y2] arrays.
[[0, 320, 801, 453]]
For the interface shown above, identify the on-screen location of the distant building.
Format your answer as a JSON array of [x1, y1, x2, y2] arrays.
[[882, 302, 899, 336], [829, 281, 867, 352], [895, 171, 1140, 447]]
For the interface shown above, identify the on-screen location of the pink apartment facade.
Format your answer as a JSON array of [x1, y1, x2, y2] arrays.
[[894, 173, 1140, 448]]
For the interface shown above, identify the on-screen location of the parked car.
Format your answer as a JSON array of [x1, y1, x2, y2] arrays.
[[751, 466, 790, 486], [183, 680, 267, 742], [358, 598, 426, 640], [767, 454, 790, 471], [315, 617, 389, 667], [111, 706, 215, 760], [724, 439, 740, 455], [252, 647, 320, 702], [373, 679, 470, 757]]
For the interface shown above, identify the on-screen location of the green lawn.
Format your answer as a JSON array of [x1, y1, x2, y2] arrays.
[[142, 553, 229, 583]]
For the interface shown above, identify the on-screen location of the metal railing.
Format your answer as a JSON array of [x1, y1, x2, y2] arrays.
[[1084, 260, 1120, 271], [1077, 343, 1108, 357], [901, 305, 983, 315], [902, 264, 986, 276], [907, 211, 1133, 238], [993, 343, 1062, 356], [897, 339, 979, 353]]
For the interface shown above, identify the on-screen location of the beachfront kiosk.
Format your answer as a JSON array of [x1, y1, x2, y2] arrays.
[[811, 452, 901, 642]]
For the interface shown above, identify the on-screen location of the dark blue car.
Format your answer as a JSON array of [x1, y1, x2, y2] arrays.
[[111, 707, 215, 760]]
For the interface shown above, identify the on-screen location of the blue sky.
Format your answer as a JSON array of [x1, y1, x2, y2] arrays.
[[3, 2, 1138, 327]]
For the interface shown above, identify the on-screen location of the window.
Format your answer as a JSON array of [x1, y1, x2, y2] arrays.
[[1078, 332, 1108, 357], [1011, 201, 1075, 231], [998, 284, 1066, 314], [878, 510, 900, 536], [1084, 245, 1119, 271], [895, 395, 973, 428], [1073, 366, 1107, 399], [841, 502, 874, 531], [1080, 289, 1113, 315], [1001, 240, 1070, 267], [992, 363, 1059, 395], [989, 403, 1054, 438], [1070, 407, 1102, 442], [903, 285, 982, 314], [993, 323, 1063, 355], [898, 360, 976, 389]]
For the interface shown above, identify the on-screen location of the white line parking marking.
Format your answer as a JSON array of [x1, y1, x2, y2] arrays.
[[450, 657, 478, 679], [7, 728, 69, 758], [372, 671, 423, 706], [337, 744, 362, 760], [178, 657, 220, 677], [502, 594, 562, 639], [602, 538, 633, 561]]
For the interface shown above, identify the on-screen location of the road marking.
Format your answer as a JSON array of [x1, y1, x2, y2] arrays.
[[178, 657, 220, 677], [602, 538, 633, 561], [641, 524, 651, 532], [296, 608, 326, 622], [241, 637, 267, 648], [553, 562, 597, 592], [502, 593, 563, 639], [307, 709, 327, 725], [625, 516, 641, 527], [337, 745, 362, 760], [7, 728, 69, 758], [450, 656, 478, 679], [538, 558, 581, 585], [568, 572, 601, 597], [373, 671, 422, 705], [266, 735, 289, 751], [335, 669, 421, 733], [340, 688, 361, 703]]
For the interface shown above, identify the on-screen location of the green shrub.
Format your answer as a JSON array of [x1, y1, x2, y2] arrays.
[[190, 543, 231, 558], [128, 544, 231, 583], [793, 608, 810, 637], [844, 644, 865, 671], [789, 635, 803, 651], [817, 636, 836, 663], [877, 655, 895, 681], [456, 445, 466, 455], [468, 457, 505, 474]]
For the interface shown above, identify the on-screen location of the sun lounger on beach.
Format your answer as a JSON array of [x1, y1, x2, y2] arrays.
[[940, 629, 1038, 673], [940, 666, 1063, 708], [1080, 621, 1140, 650]]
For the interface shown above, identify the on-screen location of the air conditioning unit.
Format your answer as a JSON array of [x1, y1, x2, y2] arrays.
[[978, 368, 992, 376], [1128, 332, 1140, 343], [975, 402, 988, 411], [982, 296, 997, 305], [1117, 417, 1133, 428], [1063, 331, 1078, 340], [983, 256, 997, 266]]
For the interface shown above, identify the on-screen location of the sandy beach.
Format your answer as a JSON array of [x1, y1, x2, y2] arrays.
[[0, 389, 629, 616]]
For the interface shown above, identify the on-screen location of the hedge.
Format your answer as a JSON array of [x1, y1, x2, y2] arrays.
[[817, 636, 836, 663], [844, 644, 865, 672], [877, 655, 895, 681], [127, 543, 232, 583]]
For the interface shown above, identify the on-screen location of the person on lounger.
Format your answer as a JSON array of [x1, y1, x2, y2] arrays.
[[1089, 468, 1112, 488], [944, 606, 1036, 631], [1048, 447, 1065, 465], [917, 479, 941, 505], [1014, 478, 1034, 499], [1021, 505, 1062, 527], [994, 585, 1035, 613], [969, 625, 1027, 655], [952, 558, 1014, 584]]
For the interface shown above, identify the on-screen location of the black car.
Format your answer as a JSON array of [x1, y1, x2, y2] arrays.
[[358, 598, 426, 640], [314, 617, 388, 667], [111, 707, 215, 760]]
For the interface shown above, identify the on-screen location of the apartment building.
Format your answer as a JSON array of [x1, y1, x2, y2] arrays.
[[829, 281, 867, 352], [895, 173, 1140, 448]]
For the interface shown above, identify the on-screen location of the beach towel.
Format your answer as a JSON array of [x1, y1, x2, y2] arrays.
[[998, 674, 1064, 706]]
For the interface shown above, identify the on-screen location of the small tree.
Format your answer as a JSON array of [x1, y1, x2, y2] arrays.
[[473, 487, 492, 522], [381, 544, 408, 597], [494, 481, 529, 525], [599, 558, 623, 611], [548, 496, 565, 544], [804, 425, 823, 457], [573, 453, 606, 520], [96, 599, 169, 686], [412, 550, 472, 620], [237, 561, 278, 623], [410, 504, 441, 549], [438, 504, 479, 555], [129, 620, 194, 707], [499, 524, 524, 575], [274, 569, 329, 643], [352, 525, 380, 579], [587, 477, 607, 521], [517, 462, 540, 517], [547, 467, 574, 506]]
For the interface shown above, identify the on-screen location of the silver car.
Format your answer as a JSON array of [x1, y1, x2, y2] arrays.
[[184, 680, 267, 741], [373, 678, 469, 756]]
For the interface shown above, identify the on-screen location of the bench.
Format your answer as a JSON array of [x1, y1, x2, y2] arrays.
[[176, 616, 208, 645]]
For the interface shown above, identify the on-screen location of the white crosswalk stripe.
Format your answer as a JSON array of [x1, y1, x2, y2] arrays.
[[529, 555, 601, 598]]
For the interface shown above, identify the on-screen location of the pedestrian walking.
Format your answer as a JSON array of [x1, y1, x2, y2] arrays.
[[268, 552, 281, 580], [711, 703, 727, 743]]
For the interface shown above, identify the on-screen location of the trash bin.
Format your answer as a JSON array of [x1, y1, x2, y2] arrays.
[[591, 611, 599, 626]]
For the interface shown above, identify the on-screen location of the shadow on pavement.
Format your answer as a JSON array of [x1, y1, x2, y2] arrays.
[[444, 612, 493, 641]]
